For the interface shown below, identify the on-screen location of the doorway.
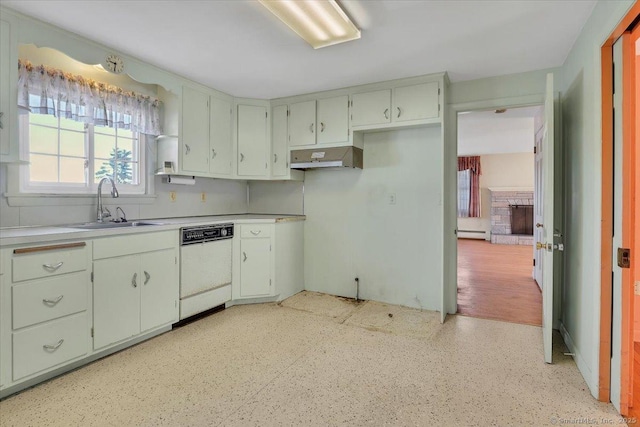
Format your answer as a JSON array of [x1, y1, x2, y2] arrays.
[[455, 106, 543, 326], [600, 2, 640, 414]]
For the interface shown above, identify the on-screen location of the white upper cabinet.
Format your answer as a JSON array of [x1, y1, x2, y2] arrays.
[[0, 19, 17, 163], [181, 86, 210, 174], [237, 104, 268, 177], [351, 90, 391, 127], [317, 95, 349, 145], [271, 105, 288, 177], [288, 100, 316, 147], [209, 97, 232, 177], [393, 82, 439, 122], [351, 83, 440, 128]]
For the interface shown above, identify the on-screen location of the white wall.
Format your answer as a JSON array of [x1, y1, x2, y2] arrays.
[[303, 126, 442, 310], [457, 153, 534, 235], [248, 181, 304, 215], [558, 0, 635, 399]]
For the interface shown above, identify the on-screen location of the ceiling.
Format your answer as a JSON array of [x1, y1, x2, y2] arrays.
[[2, 1, 596, 100], [457, 106, 541, 156]]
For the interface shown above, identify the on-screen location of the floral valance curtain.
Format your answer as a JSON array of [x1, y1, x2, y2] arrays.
[[17, 60, 163, 136], [457, 156, 482, 218]]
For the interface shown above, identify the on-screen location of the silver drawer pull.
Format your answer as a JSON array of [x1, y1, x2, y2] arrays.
[[242, 252, 247, 262], [43, 339, 64, 351], [240, 153, 245, 162], [43, 295, 64, 306], [42, 262, 64, 272], [144, 271, 150, 285], [384, 108, 389, 120], [185, 144, 191, 155], [132, 272, 138, 288], [397, 107, 401, 118], [250, 230, 261, 236]]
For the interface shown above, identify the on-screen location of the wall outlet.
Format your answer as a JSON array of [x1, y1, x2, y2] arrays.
[[169, 191, 177, 202], [201, 192, 206, 203], [388, 193, 396, 205]]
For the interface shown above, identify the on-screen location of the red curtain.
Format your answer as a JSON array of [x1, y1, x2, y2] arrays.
[[458, 156, 482, 217]]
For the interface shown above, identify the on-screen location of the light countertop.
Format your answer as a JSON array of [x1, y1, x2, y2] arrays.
[[0, 214, 305, 247]]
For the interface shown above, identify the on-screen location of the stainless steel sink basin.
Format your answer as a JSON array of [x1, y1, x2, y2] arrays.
[[67, 221, 160, 230]]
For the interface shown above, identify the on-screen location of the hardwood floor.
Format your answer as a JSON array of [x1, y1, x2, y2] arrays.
[[457, 239, 542, 326]]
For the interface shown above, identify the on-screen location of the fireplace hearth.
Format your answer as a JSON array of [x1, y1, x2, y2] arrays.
[[489, 189, 534, 245]]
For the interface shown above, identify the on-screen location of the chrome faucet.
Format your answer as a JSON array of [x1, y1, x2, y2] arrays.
[[97, 177, 119, 222]]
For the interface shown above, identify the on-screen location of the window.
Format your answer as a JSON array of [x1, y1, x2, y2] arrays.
[[457, 169, 471, 217], [457, 156, 482, 218], [21, 111, 145, 194]]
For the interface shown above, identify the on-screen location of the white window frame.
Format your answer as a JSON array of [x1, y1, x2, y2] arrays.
[[17, 112, 147, 196]]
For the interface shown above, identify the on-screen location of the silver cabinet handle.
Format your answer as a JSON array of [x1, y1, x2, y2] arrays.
[[320, 122, 325, 132], [384, 108, 389, 120], [43, 339, 64, 351], [43, 295, 64, 306], [144, 271, 151, 285], [43, 262, 64, 272], [310, 123, 314, 133], [211, 148, 216, 159], [397, 107, 401, 118], [250, 230, 261, 236], [185, 144, 191, 155], [274, 153, 278, 163], [242, 252, 247, 262], [240, 153, 245, 162], [132, 272, 137, 288]]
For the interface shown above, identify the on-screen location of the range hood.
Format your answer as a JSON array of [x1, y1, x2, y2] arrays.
[[290, 147, 363, 170]]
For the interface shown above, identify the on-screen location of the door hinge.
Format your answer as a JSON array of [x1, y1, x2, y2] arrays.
[[91, 327, 94, 338], [266, 111, 268, 118], [534, 146, 537, 154], [90, 271, 93, 282], [533, 258, 536, 267], [287, 109, 289, 116], [618, 248, 631, 268], [438, 88, 441, 95]]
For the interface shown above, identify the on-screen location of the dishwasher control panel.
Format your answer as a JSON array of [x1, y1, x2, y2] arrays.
[[180, 223, 234, 245]]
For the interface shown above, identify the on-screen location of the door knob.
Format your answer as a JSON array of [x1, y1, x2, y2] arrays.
[[536, 223, 544, 228], [536, 242, 548, 250]]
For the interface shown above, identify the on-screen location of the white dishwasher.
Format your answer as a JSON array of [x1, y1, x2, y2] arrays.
[[179, 223, 233, 320]]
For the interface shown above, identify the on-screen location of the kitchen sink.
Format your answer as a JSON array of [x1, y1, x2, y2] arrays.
[[66, 221, 160, 230]]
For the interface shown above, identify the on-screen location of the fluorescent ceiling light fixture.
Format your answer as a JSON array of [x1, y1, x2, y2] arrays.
[[259, 0, 361, 49]]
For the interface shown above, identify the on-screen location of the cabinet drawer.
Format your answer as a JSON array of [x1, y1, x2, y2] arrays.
[[93, 230, 177, 259], [12, 243, 88, 282], [240, 224, 272, 238], [13, 312, 88, 381], [12, 272, 88, 329]]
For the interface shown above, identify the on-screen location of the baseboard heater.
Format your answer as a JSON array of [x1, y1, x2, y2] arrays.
[[457, 229, 488, 240]]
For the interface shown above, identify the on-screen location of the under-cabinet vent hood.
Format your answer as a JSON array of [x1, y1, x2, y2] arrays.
[[290, 147, 363, 170]]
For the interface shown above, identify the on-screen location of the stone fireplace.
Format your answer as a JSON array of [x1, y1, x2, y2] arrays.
[[489, 188, 534, 245]]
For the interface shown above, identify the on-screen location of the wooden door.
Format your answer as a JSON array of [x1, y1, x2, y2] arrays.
[[538, 73, 556, 364], [351, 90, 391, 127], [140, 249, 178, 333], [271, 105, 289, 177], [240, 238, 272, 297], [317, 96, 349, 145], [209, 97, 232, 177], [237, 104, 268, 177], [393, 82, 439, 122], [181, 86, 210, 174], [93, 255, 140, 350], [289, 100, 316, 147]]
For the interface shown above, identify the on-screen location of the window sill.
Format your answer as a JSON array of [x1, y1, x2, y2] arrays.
[[4, 193, 157, 207]]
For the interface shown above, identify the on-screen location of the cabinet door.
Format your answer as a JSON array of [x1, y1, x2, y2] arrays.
[[271, 105, 288, 177], [237, 104, 268, 177], [140, 249, 178, 333], [181, 86, 210, 174], [93, 256, 140, 350], [393, 82, 439, 122], [0, 19, 12, 157], [317, 96, 349, 145], [288, 100, 316, 147], [351, 90, 391, 127], [240, 238, 272, 297], [209, 97, 232, 177]]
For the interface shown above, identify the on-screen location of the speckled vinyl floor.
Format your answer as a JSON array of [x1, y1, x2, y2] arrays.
[[0, 291, 618, 426]]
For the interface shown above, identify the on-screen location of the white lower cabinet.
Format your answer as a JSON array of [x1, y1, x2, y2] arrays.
[[92, 232, 178, 350], [234, 223, 274, 299]]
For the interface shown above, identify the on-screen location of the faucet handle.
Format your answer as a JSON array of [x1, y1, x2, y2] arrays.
[[115, 206, 127, 223], [102, 207, 112, 221]]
